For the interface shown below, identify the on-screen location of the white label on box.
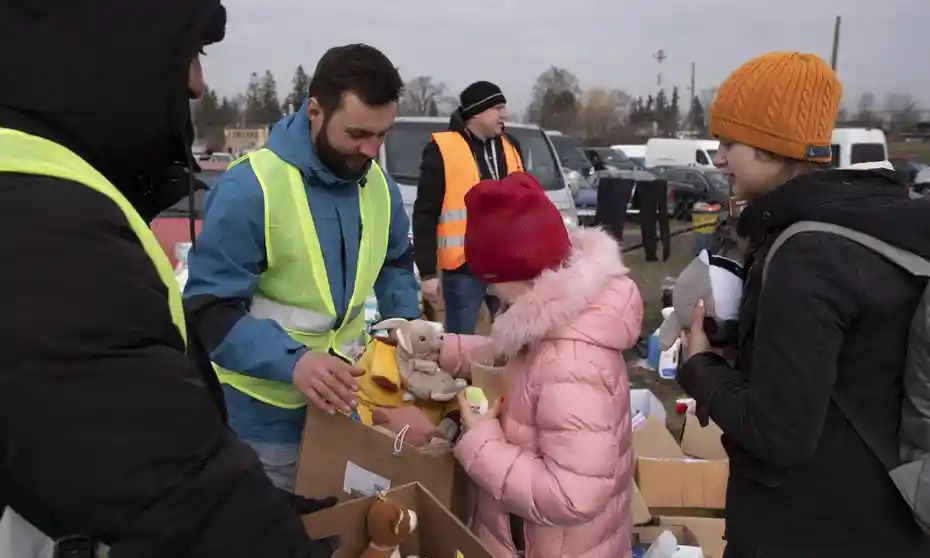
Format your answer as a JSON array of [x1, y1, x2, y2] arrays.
[[343, 461, 391, 497]]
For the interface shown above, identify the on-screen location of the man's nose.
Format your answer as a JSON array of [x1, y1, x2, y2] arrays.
[[358, 138, 381, 159]]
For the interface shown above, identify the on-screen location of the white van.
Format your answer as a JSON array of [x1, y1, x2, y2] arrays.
[[644, 138, 719, 169], [831, 128, 888, 169]]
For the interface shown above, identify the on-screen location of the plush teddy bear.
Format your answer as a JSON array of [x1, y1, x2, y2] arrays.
[[658, 249, 743, 351], [372, 318, 467, 403], [361, 492, 418, 558]]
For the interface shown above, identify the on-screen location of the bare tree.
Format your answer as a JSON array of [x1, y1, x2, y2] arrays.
[[856, 92, 876, 123], [579, 88, 632, 142], [399, 76, 455, 117], [885, 92, 920, 133], [527, 67, 581, 125]]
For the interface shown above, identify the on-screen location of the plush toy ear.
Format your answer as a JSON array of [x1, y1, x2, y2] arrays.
[[395, 328, 413, 354], [373, 318, 409, 331]]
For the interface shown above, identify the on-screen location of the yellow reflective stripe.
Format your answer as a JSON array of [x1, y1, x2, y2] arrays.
[[214, 365, 307, 409], [250, 294, 336, 332], [439, 208, 467, 224], [0, 128, 186, 344]]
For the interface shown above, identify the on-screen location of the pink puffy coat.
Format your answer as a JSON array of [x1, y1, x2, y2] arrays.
[[440, 227, 643, 558]]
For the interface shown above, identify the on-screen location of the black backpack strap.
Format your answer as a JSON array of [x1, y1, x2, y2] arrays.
[[764, 221, 930, 282]]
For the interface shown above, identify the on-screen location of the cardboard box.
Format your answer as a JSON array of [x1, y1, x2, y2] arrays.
[[303, 482, 493, 558], [660, 517, 727, 558], [679, 416, 727, 460], [631, 389, 669, 424], [632, 418, 729, 511], [295, 404, 473, 521]]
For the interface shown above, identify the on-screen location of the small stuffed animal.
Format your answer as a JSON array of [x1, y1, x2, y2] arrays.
[[361, 492, 418, 558], [372, 318, 467, 402], [658, 249, 743, 350]]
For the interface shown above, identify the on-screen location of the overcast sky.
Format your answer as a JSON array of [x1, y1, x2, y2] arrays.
[[202, 0, 930, 117]]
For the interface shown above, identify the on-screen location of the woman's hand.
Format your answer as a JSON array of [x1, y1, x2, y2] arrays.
[[457, 390, 502, 432], [683, 299, 735, 362]]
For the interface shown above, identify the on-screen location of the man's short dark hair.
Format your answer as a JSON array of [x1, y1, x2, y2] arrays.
[[308, 44, 403, 113]]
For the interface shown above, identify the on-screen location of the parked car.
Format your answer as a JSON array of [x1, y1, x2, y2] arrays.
[[574, 169, 686, 225], [644, 138, 719, 169], [381, 117, 578, 229], [611, 144, 646, 169], [890, 157, 928, 185], [546, 131, 594, 197], [584, 147, 636, 172], [653, 166, 731, 219]]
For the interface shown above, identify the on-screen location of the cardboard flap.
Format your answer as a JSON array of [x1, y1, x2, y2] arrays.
[[660, 517, 727, 558], [632, 481, 652, 525], [632, 524, 702, 547], [633, 419, 685, 459], [303, 483, 492, 558], [680, 416, 727, 460], [637, 459, 729, 510]]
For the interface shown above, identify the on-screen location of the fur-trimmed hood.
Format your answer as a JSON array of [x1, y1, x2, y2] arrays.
[[491, 227, 642, 357]]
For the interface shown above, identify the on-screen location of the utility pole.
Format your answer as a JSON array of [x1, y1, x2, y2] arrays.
[[689, 61, 696, 133], [653, 49, 667, 87], [831, 16, 841, 72]]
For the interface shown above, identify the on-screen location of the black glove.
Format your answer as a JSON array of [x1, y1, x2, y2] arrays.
[[278, 490, 339, 515], [677, 352, 735, 427]]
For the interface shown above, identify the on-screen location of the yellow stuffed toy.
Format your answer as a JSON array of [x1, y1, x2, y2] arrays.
[[353, 336, 457, 427]]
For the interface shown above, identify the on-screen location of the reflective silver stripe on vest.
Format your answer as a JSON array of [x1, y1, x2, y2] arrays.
[[438, 208, 467, 224], [250, 294, 335, 332], [340, 338, 366, 361], [438, 236, 465, 248]]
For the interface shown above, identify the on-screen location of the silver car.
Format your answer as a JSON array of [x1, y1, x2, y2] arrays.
[[378, 116, 578, 230]]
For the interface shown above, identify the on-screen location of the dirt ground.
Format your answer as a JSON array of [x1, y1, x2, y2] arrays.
[[621, 222, 698, 436]]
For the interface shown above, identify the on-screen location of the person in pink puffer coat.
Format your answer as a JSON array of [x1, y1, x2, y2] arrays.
[[439, 172, 643, 558]]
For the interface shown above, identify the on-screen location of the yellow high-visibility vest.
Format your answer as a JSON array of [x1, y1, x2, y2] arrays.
[[213, 149, 391, 408], [0, 127, 186, 343]]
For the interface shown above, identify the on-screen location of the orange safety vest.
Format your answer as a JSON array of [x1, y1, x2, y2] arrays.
[[433, 132, 524, 271]]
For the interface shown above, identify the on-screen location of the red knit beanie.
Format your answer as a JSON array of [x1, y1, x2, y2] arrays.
[[465, 172, 572, 283]]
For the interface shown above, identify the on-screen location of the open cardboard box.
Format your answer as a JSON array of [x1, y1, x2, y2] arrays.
[[632, 416, 728, 512], [295, 404, 474, 521], [303, 482, 493, 558]]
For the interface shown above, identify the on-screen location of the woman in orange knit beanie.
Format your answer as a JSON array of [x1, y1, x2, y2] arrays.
[[677, 52, 930, 557]]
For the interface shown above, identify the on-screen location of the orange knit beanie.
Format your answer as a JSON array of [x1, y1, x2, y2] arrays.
[[710, 52, 842, 163]]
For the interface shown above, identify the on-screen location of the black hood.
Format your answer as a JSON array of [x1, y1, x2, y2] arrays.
[[740, 169, 930, 259], [0, 0, 226, 221], [449, 110, 468, 133]]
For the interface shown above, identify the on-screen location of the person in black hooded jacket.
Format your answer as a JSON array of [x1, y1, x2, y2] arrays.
[[676, 52, 930, 557], [0, 1, 336, 556]]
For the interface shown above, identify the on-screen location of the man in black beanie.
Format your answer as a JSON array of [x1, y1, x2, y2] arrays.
[[413, 81, 524, 334]]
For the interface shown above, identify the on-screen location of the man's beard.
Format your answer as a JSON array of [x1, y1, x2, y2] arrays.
[[315, 116, 372, 181]]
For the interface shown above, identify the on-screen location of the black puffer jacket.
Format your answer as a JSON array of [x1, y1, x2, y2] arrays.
[[679, 170, 930, 556], [0, 1, 331, 556]]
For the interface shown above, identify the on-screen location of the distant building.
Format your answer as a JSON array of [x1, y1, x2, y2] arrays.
[[224, 126, 269, 156]]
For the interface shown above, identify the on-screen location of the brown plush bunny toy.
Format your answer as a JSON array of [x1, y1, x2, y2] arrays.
[[361, 492, 418, 558]]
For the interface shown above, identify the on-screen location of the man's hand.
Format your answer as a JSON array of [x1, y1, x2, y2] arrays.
[[292, 351, 364, 414], [421, 277, 441, 305]]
